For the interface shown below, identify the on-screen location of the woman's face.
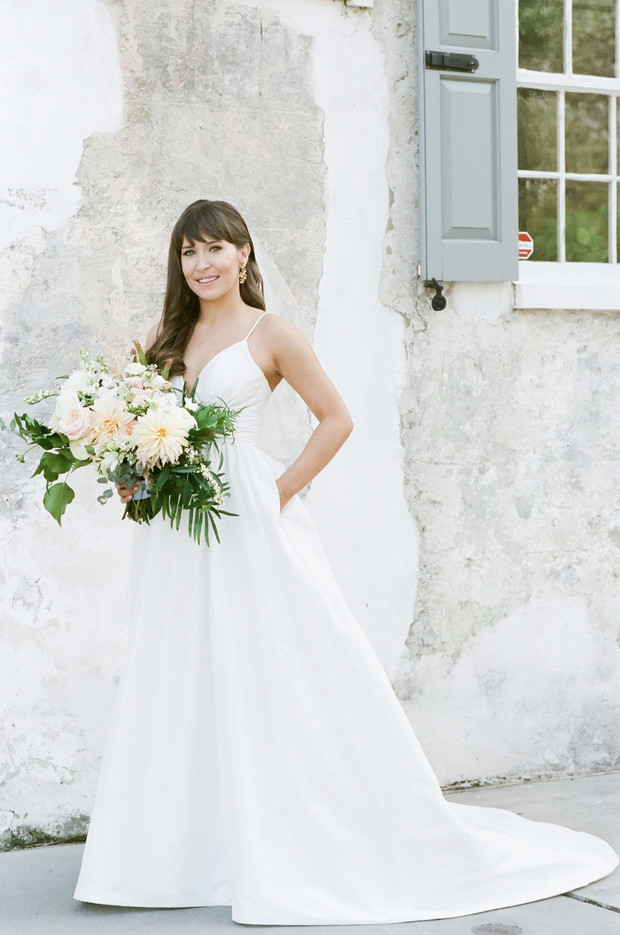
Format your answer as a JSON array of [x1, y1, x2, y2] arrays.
[[180, 235, 249, 303]]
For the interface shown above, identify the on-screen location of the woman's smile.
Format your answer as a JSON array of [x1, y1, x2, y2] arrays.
[[181, 236, 247, 305]]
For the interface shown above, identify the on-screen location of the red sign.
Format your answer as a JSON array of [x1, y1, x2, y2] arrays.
[[518, 231, 534, 260]]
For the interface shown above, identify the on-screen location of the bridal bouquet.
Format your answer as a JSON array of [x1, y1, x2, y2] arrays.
[[7, 345, 238, 545]]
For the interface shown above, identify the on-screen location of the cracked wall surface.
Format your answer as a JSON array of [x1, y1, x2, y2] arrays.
[[1, 0, 619, 849], [395, 292, 620, 784]]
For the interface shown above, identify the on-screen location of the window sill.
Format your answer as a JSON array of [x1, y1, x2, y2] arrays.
[[514, 262, 620, 311]]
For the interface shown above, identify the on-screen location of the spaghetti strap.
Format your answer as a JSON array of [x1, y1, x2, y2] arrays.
[[244, 312, 270, 341]]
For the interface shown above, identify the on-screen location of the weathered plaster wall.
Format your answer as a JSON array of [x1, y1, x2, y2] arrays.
[[370, 0, 620, 785], [396, 292, 620, 785], [0, 0, 328, 849], [0, 0, 123, 250], [1, 0, 620, 851], [0, 0, 128, 850], [251, 0, 419, 675]]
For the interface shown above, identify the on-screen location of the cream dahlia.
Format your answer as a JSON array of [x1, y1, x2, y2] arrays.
[[132, 406, 196, 469], [91, 395, 136, 445]]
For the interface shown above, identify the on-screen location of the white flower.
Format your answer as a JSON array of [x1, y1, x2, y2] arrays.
[[91, 395, 136, 446], [96, 374, 115, 392], [51, 390, 81, 428], [64, 369, 90, 392], [57, 403, 94, 441], [154, 392, 180, 411], [115, 437, 135, 454], [132, 406, 195, 469], [98, 448, 121, 475], [69, 437, 93, 461], [150, 375, 167, 390], [125, 362, 148, 377], [25, 388, 58, 405], [183, 398, 199, 412]]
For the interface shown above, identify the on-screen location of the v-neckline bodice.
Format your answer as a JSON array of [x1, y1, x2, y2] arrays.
[[182, 313, 271, 391], [190, 338, 246, 388]]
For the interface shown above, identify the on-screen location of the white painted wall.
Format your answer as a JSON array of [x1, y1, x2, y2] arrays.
[[243, 0, 419, 676], [395, 277, 620, 783], [0, 0, 122, 250], [0, 0, 126, 848]]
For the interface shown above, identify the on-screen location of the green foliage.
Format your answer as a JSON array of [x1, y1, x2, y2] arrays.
[[132, 339, 148, 366], [43, 482, 76, 524], [519, 0, 563, 72], [565, 206, 608, 262], [33, 451, 74, 482], [11, 412, 66, 451], [120, 399, 240, 546], [517, 89, 558, 173], [518, 178, 558, 261], [124, 455, 234, 546], [6, 412, 90, 524], [572, 0, 615, 78], [188, 399, 239, 449]]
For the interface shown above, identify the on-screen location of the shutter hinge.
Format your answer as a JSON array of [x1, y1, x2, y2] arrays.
[[425, 51, 479, 73]]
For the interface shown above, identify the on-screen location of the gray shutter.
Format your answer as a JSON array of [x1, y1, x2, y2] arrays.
[[419, 0, 518, 282]]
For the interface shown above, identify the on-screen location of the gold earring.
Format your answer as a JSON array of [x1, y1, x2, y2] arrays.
[[239, 263, 248, 285]]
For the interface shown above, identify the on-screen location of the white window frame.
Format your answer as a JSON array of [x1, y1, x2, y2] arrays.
[[514, 0, 620, 309]]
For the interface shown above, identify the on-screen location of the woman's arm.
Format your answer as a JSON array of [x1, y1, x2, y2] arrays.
[[267, 318, 354, 510]]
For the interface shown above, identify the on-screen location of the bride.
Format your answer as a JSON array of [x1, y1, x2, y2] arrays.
[[131, 200, 353, 515], [73, 199, 618, 925]]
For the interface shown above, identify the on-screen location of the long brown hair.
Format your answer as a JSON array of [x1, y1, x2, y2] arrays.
[[147, 200, 265, 375]]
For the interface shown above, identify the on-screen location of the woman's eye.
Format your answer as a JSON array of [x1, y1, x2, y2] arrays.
[[182, 249, 194, 256], [209, 245, 221, 252]]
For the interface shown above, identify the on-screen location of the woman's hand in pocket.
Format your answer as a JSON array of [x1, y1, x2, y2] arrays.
[[275, 476, 294, 512]]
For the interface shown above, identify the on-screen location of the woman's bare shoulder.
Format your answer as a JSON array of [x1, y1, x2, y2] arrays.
[[259, 312, 309, 347]]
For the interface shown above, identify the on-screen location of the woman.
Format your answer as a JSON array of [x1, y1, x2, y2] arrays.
[[74, 200, 617, 924], [124, 200, 353, 516]]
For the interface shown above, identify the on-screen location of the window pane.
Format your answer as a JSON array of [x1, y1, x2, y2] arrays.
[[566, 181, 609, 261], [565, 93, 609, 174], [519, 0, 564, 72], [573, 0, 616, 78], [519, 178, 558, 261], [518, 89, 557, 171]]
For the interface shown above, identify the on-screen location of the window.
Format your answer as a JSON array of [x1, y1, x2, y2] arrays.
[[516, 0, 620, 308]]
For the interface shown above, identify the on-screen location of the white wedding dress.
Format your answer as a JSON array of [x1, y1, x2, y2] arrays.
[[74, 313, 618, 924]]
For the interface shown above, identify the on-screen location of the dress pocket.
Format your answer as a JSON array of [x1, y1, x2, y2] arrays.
[[270, 473, 282, 515], [257, 452, 284, 517]]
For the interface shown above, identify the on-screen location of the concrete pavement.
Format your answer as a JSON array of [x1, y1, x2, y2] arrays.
[[1, 772, 618, 934]]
